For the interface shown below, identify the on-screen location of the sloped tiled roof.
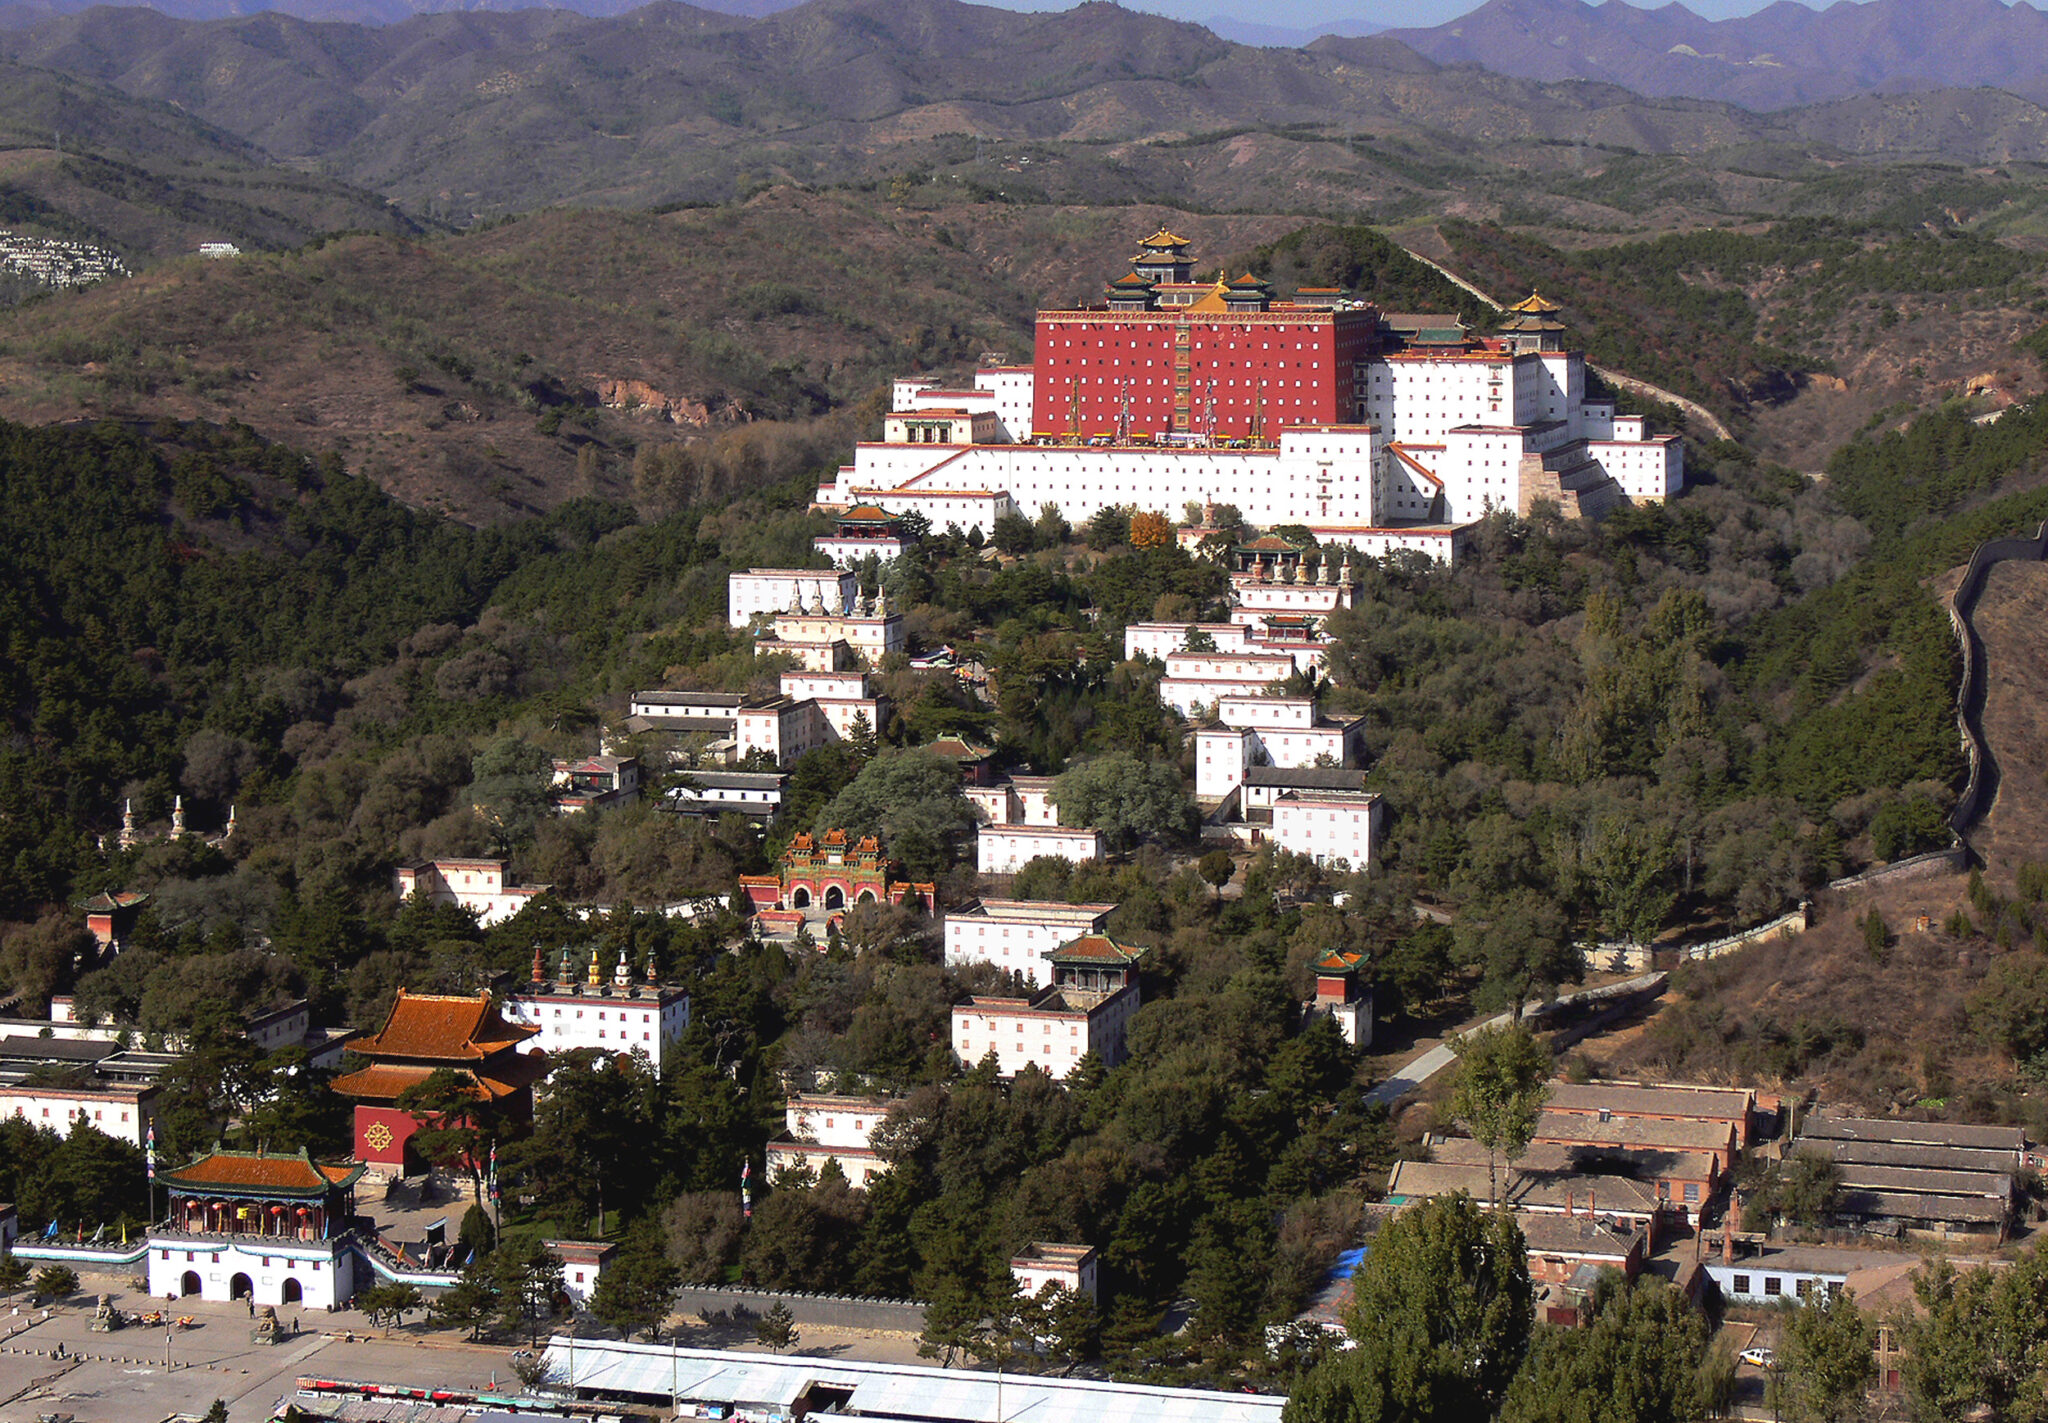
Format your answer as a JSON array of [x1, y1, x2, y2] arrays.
[[351, 991, 538, 1063], [1507, 290, 1562, 314], [1045, 934, 1143, 967], [160, 1147, 365, 1198], [1138, 227, 1191, 248]]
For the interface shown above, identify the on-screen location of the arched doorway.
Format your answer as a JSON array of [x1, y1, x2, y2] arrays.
[[282, 1277, 303, 1305], [179, 1271, 201, 1297], [856, 889, 878, 905], [790, 886, 811, 909], [824, 885, 845, 910], [229, 1273, 253, 1300]]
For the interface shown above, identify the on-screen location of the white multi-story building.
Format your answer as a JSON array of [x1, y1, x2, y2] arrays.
[[1193, 696, 1367, 801], [1270, 790, 1383, 872], [733, 671, 889, 767], [965, 775, 1059, 828], [501, 947, 691, 1077], [766, 1093, 896, 1187], [757, 601, 905, 671], [951, 934, 1143, 1079], [1124, 622, 1327, 678], [978, 825, 1104, 875], [663, 770, 787, 821], [0, 1082, 157, 1146], [1159, 648, 1303, 717], [1011, 1243, 1100, 1303], [149, 1148, 362, 1311], [393, 858, 547, 928], [943, 899, 1118, 988], [728, 569, 857, 628]]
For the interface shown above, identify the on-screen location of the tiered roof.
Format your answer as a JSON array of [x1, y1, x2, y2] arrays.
[[332, 990, 546, 1106], [161, 1147, 365, 1200]]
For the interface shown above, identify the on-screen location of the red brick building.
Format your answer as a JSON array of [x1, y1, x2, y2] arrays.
[[332, 991, 546, 1176], [1030, 228, 1381, 441]]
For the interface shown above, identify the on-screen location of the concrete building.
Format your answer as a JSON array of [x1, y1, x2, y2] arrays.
[[766, 1092, 897, 1187], [663, 770, 787, 822], [815, 504, 919, 566], [951, 934, 1141, 1079], [756, 598, 905, 671], [393, 858, 547, 928], [1790, 1113, 2019, 1241], [943, 899, 1118, 988], [977, 825, 1104, 875], [1705, 1242, 1919, 1307], [1011, 1242, 1100, 1303], [1269, 789, 1383, 871], [501, 946, 691, 1077], [0, 1081, 157, 1147], [1194, 695, 1366, 801], [728, 569, 857, 628], [550, 1239, 617, 1305], [551, 754, 640, 812]]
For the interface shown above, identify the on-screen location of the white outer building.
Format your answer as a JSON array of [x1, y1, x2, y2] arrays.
[[501, 950, 691, 1077], [978, 825, 1104, 875], [767, 1093, 896, 1187], [393, 858, 545, 927], [551, 1240, 617, 1304], [943, 900, 1117, 987], [1193, 695, 1367, 800], [0, 1083, 156, 1146], [1011, 1243, 1100, 1303], [1270, 790, 1383, 872], [728, 569, 857, 628], [951, 983, 1138, 1079], [1160, 648, 1302, 717]]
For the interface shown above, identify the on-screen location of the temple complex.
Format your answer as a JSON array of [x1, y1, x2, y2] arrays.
[[740, 831, 936, 934], [332, 990, 546, 1177]]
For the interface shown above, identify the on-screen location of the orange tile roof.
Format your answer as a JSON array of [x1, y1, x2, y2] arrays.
[[352, 990, 537, 1062], [332, 1055, 546, 1104], [160, 1148, 365, 1197], [1314, 950, 1366, 974]]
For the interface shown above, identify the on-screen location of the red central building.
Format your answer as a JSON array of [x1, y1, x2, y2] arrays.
[[332, 990, 546, 1176], [1030, 228, 1381, 441]]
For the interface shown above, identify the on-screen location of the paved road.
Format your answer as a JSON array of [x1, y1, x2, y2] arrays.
[[1363, 972, 1666, 1108]]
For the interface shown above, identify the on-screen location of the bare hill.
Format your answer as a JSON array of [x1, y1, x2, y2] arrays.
[[0, 192, 1300, 520]]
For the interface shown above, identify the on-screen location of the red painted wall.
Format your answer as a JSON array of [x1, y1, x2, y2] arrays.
[[1029, 309, 1377, 439], [353, 1105, 421, 1172]]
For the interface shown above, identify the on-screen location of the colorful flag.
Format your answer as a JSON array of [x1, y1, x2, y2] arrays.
[[145, 1120, 155, 1181], [488, 1141, 501, 1203], [741, 1158, 752, 1219]]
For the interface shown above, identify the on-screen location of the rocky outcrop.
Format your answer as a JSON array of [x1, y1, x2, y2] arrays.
[[593, 377, 716, 426]]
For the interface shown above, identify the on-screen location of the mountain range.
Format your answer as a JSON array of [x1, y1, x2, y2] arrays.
[[6, 0, 2048, 113], [1383, 0, 2048, 109], [7, 0, 2048, 224]]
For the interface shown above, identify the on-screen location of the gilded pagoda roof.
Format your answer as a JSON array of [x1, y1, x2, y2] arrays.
[[1137, 227, 1191, 248], [1507, 290, 1562, 314]]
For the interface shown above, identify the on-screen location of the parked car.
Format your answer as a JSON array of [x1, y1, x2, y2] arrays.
[[1739, 1346, 1775, 1368]]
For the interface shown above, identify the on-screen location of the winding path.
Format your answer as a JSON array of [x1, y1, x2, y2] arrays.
[[1397, 245, 1736, 443]]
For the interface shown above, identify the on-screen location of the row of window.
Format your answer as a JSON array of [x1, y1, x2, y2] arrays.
[[165, 1249, 322, 1270]]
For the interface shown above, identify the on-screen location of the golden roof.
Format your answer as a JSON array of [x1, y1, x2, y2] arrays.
[[1507, 290, 1562, 314], [1138, 227, 1191, 248], [1188, 280, 1233, 313]]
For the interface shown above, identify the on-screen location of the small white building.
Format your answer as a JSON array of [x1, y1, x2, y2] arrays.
[[1159, 648, 1304, 717], [766, 1093, 896, 1187], [664, 770, 786, 821], [502, 947, 691, 1077], [733, 671, 889, 767], [1270, 790, 1383, 872], [551, 754, 641, 812], [966, 776, 1059, 828], [1194, 695, 1366, 801], [759, 601, 905, 669], [627, 690, 746, 726], [0, 1082, 157, 1147], [728, 569, 857, 628], [951, 934, 1142, 1079], [977, 825, 1104, 875], [943, 899, 1118, 988], [1704, 1244, 1916, 1307], [393, 858, 547, 928], [1011, 1242, 1100, 1304], [550, 1239, 618, 1305]]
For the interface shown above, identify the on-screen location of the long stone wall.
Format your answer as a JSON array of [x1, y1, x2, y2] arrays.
[[1946, 519, 2048, 838], [675, 1285, 928, 1334]]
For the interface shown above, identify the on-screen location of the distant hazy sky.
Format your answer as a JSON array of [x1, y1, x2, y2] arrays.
[[972, 0, 1987, 32]]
